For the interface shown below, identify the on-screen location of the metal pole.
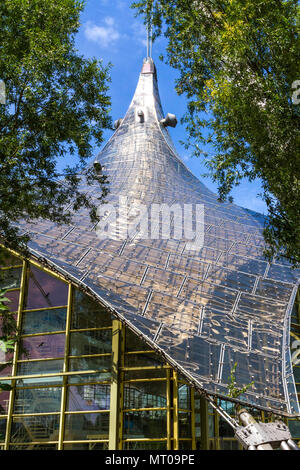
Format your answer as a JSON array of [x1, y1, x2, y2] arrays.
[[280, 441, 291, 450], [166, 369, 172, 450], [146, 23, 149, 58], [191, 388, 196, 450], [118, 325, 125, 450], [109, 320, 121, 450], [149, 21, 153, 58], [4, 259, 27, 450], [287, 439, 300, 450], [173, 371, 179, 450], [58, 282, 72, 450]]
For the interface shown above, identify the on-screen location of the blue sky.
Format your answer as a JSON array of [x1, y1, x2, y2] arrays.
[[74, 0, 268, 214]]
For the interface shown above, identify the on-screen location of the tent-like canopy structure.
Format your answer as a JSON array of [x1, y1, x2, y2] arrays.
[[16, 58, 300, 416]]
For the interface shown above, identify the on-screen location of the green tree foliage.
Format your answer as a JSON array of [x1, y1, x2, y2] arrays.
[[227, 362, 254, 399], [0, 0, 112, 252], [0, 287, 17, 392], [133, 0, 300, 265]]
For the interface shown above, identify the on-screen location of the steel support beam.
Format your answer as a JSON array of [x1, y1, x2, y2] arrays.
[[4, 259, 27, 450], [109, 320, 121, 450]]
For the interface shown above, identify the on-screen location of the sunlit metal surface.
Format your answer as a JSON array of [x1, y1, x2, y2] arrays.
[[19, 59, 300, 415]]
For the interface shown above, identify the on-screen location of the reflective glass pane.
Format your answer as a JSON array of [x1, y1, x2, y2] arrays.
[[18, 377, 63, 387], [22, 308, 67, 334], [0, 363, 12, 377], [0, 250, 22, 268], [64, 413, 109, 440], [0, 418, 7, 442], [178, 384, 191, 410], [0, 390, 10, 415], [124, 352, 164, 368], [20, 334, 65, 360], [25, 266, 68, 309], [179, 412, 192, 438], [179, 440, 192, 449], [17, 359, 63, 378], [68, 373, 111, 384], [219, 417, 235, 438], [288, 419, 300, 438], [63, 443, 108, 450], [124, 381, 166, 409], [124, 369, 167, 381], [219, 400, 236, 416], [195, 413, 201, 438], [11, 415, 60, 442], [208, 414, 214, 438], [123, 410, 167, 438], [3, 290, 19, 312], [219, 439, 240, 450], [293, 366, 300, 383], [0, 314, 17, 339], [125, 328, 150, 352], [67, 384, 110, 411], [14, 387, 62, 414], [68, 357, 112, 383], [0, 268, 22, 290], [9, 444, 58, 450], [70, 330, 111, 356], [71, 289, 112, 329]]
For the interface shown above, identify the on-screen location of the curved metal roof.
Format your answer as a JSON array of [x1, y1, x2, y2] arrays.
[[20, 59, 300, 415]]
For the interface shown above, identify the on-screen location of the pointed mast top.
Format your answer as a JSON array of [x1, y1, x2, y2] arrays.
[[146, 7, 153, 59]]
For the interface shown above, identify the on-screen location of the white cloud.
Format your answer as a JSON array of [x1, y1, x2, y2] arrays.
[[104, 17, 115, 27], [99, 0, 125, 6], [116, 1, 127, 8], [84, 17, 120, 48]]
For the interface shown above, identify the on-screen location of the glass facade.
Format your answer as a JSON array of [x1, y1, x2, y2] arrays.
[[0, 248, 299, 450]]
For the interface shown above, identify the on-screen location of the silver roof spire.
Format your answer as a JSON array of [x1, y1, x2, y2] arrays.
[[19, 56, 300, 417], [146, 17, 153, 59]]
